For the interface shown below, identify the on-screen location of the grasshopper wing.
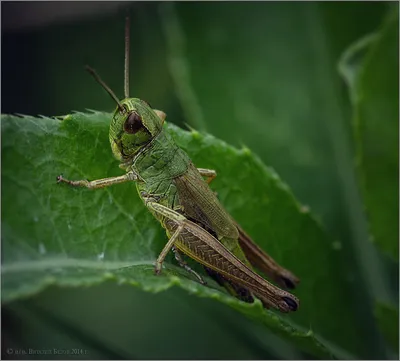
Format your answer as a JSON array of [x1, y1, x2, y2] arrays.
[[174, 163, 239, 240]]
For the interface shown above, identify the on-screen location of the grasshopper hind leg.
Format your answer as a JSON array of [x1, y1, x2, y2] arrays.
[[204, 267, 254, 304], [204, 268, 277, 310]]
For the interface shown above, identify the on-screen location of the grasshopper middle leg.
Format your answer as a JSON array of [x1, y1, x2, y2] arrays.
[[144, 201, 189, 274], [172, 246, 206, 285], [144, 200, 206, 284], [154, 223, 184, 274]]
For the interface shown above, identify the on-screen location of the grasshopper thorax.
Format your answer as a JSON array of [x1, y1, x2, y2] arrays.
[[109, 98, 164, 162]]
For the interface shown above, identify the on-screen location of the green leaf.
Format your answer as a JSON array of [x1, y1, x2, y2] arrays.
[[2, 3, 394, 359], [374, 302, 399, 353], [2, 112, 362, 359], [338, 9, 399, 260], [159, 5, 393, 356], [4, 285, 288, 360]]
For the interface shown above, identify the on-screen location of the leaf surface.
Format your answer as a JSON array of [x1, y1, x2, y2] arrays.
[[339, 10, 399, 260], [2, 112, 361, 358]]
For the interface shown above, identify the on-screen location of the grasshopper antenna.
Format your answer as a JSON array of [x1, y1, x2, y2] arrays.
[[124, 15, 130, 99], [85, 65, 124, 112]]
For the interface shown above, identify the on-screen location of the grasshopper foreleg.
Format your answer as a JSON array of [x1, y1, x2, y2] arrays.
[[57, 171, 137, 189], [172, 247, 206, 285]]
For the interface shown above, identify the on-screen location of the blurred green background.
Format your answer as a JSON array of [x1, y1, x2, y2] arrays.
[[2, 1, 398, 359]]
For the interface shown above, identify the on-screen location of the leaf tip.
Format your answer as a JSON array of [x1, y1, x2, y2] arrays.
[[190, 129, 201, 139], [240, 145, 252, 157]]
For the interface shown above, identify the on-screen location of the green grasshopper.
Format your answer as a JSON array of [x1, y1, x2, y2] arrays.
[[57, 16, 300, 312]]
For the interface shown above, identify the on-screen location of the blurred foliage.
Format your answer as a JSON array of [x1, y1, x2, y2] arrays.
[[339, 10, 399, 261], [374, 302, 399, 352], [1, 2, 398, 360]]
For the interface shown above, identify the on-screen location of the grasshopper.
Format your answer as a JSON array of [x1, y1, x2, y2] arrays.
[[57, 16, 300, 312]]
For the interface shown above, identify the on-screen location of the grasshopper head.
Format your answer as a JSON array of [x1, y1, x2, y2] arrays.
[[109, 98, 165, 161], [86, 16, 167, 163]]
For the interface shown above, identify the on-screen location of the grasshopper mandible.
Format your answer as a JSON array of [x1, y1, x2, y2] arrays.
[[57, 16, 300, 313]]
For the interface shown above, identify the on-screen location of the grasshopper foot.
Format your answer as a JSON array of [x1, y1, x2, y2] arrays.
[[57, 174, 76, 185], [198, 276, 207, 285], [154, 262, 163, 275], [56, 175, 90, 188]]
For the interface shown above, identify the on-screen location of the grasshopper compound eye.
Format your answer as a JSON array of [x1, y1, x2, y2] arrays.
[[124, 112, 143, 134]]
